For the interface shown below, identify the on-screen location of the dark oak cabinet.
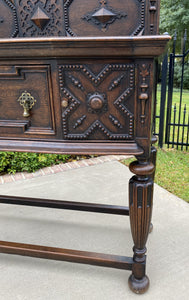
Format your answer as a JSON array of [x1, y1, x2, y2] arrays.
[[0, 0, 170, 294]]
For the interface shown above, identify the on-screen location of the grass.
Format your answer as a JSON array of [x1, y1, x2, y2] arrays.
[[155, 85, 189, 115], [155, 86, 189, 150], [122, 148, 189, 202]]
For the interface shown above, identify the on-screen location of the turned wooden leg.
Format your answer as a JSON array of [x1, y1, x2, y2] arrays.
[[128, 160, 154, 294], [149, 146, 157, 233], [150, 146, 157, 182]]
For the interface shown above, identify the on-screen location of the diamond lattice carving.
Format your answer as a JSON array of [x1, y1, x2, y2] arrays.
[[31, 6, 50, 30]]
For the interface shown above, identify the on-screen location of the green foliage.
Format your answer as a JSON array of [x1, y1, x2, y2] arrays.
[[160, 0, 189, 35], [173, 63, 189, 89], [0, 152, 71, 174], [160, 0, 189, 51]]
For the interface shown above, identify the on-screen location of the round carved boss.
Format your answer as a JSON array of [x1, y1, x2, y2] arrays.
[[87, 92, 106, 113]]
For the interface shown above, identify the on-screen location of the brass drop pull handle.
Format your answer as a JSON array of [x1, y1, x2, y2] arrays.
[[18, 91, 37, 117]]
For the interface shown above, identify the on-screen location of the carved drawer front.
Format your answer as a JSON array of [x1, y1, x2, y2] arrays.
[[59, 61, 135, 141], [0, 64, 56, 137]]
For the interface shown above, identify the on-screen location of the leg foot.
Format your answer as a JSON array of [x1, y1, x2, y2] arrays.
[[128, 274, 150, 294]]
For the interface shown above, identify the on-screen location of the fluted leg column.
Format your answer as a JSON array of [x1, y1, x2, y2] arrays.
[[149, 146, 157, 233], [150, 146, 157, 182], [128, 160, 154, 294]]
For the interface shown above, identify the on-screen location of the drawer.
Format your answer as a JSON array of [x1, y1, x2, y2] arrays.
[[59, 60, 135, 141], [0, 64, 57, 138]]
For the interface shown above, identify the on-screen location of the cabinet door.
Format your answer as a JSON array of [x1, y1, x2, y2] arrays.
[[58, 60, 135, 141]]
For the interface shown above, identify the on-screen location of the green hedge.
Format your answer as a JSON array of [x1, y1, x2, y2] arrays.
[[0, 152, 71, 174]]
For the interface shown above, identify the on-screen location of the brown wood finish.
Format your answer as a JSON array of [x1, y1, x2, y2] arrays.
[[149, 137, 158, 233], [0, 0, 160, 38], [0, 0, 170, 295], [0, 240, 133, 270], [0, 36, 170, 58], [0, 195, 130, 215], [129, 160, 154, 293]]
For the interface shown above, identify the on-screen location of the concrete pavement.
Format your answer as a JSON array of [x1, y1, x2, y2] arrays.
[[0, 159, 188, 300]]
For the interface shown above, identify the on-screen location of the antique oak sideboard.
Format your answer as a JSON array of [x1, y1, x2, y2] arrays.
[[0, 0, 170, 294]]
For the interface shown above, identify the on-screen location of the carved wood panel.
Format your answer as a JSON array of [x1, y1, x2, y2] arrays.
[[0, 0, 18, 38], [0, 0, 160, 38], [65, 0, 145, 36], [59, 62, 135, 140], [15, 0, 65, 37], [0, 64, 56, 136]]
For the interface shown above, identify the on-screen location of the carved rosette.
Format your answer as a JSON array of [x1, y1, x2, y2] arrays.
[[58, 63, 135, 140], [87, 92, 108, 114]]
